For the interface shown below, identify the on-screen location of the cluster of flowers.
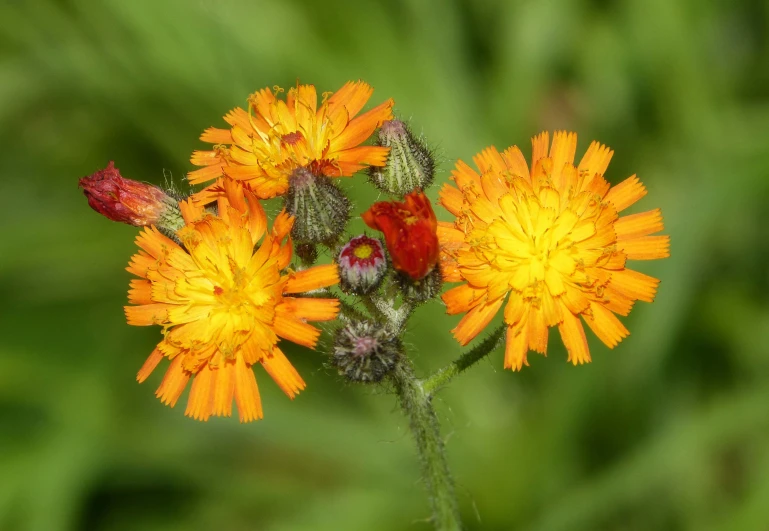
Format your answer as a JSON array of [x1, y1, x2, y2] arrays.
[[79, 81, 669, 422]]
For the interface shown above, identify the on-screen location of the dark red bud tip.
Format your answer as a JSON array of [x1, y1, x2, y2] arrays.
[[79, 162, 170, 226]]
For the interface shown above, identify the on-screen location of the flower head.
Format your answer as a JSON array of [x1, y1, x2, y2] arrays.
[[362, 190, 440, 280], [337, 235, 387, 294], [125, 184, 340, 421], [79, 162, 177, 227], [438, 132, 670, 370], [188, 81, 394, 200]]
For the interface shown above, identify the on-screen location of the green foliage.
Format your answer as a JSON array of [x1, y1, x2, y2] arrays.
[[1, 0, 769, 529]]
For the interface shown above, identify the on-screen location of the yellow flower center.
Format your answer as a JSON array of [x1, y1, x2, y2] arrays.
[[353, 243, 374, 259], [465, 187, 609, 305]]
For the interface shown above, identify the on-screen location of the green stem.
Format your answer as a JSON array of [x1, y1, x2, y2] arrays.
[[422, 325, 506, 397], [391, 360, 462, 531], [338, 299, 369, 323]]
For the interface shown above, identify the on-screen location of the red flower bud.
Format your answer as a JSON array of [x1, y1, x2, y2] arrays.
[[79, 162, 174, 227], [362, 190, 439, 280]]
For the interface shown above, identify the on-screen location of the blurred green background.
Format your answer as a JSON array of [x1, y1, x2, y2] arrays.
[[2, 0, 769, 529]]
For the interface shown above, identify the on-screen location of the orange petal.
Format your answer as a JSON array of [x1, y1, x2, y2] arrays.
[[155, 356, 190, 407], [137, 347, 164, 383], [559, 311, 591, 365], [577, 140, 614, 182], [501, 145, 530, 181], [442, 284, 487, 315], [603, 285, 636, 316], [223, 107, 253, 131], [261, 347, 306, 399], [451, 160, 482, 192], [326, 80, 374, 121], [135, 226, 182, 259], [200, 127, 233, 144], [234, 355, 263, 422], [180, 197, 206, 224], [244, 189, 267, 243], [504, 322, 529, 371], [279, 297, 340, 322], [328, 99, 394, 153], [124, 303, 169, 326], [604, 174, 647, 212], [191, 150, 224, 166], [527, 305, 548, 354], [614, 208, 664, 239], [128, 279, 153, 305], [608, 269, 660, 303], [617, 235, 671, 260], [531, 131, 550, 166], [212, 361, 235, 417], [273, 315, 321, 349], [439, 183, 465, 217], [283, 264, 339, 294], [187, 163, 224, 185], [185, 364, 215, 421], [126, 250, 155, 278], [451, 298, 504, 346], [583, 302, 629, 349], [549, 131, 578, 189], [271, 209, 294, 241], [335, 145, 390, 166]]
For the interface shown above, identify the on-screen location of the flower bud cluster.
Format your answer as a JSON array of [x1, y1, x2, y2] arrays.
[[332, 320, 402, 383]]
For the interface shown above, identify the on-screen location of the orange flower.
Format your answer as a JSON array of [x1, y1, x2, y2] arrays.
[[188, 81, 394, 200], [362, 190, 440, 280], [125, 183, 340, 421], [439, 132, 670, 369]]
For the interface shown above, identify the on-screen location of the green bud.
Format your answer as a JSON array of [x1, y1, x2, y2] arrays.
[[331, 320, 402, 383], [284, 168, 351, 245], [369, 119, 435, 195]]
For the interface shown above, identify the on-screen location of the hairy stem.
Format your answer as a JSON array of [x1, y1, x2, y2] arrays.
[[391, 360, 462, 531], [422, 325, 506, 397]]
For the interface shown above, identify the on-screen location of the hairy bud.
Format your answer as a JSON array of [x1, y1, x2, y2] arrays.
[[368, 119, 435, 195], [332, 321, 402, 383], [79, 162, 183, 234], [285, 168, 350, 245], [396, 267, 443, 304], [337, 235, 387, 295]]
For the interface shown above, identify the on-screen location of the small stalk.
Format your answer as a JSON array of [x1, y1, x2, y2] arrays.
[[422, 326, 505, 397], [391, 360, 462, 531]]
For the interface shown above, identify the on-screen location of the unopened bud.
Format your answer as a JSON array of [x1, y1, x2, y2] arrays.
[[337, 235, 387, 294], [396, 267, 443, 304], [362, 190, 439, 281], [332, 321, 402, 383], [368, 119, 435, 195], [79, 162, 183, 234], [285, 168, 350, 245]]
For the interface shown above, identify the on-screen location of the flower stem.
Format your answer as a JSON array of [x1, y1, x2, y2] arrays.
[[422, 325, 506, 397], [391, 360, 462, 531]]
